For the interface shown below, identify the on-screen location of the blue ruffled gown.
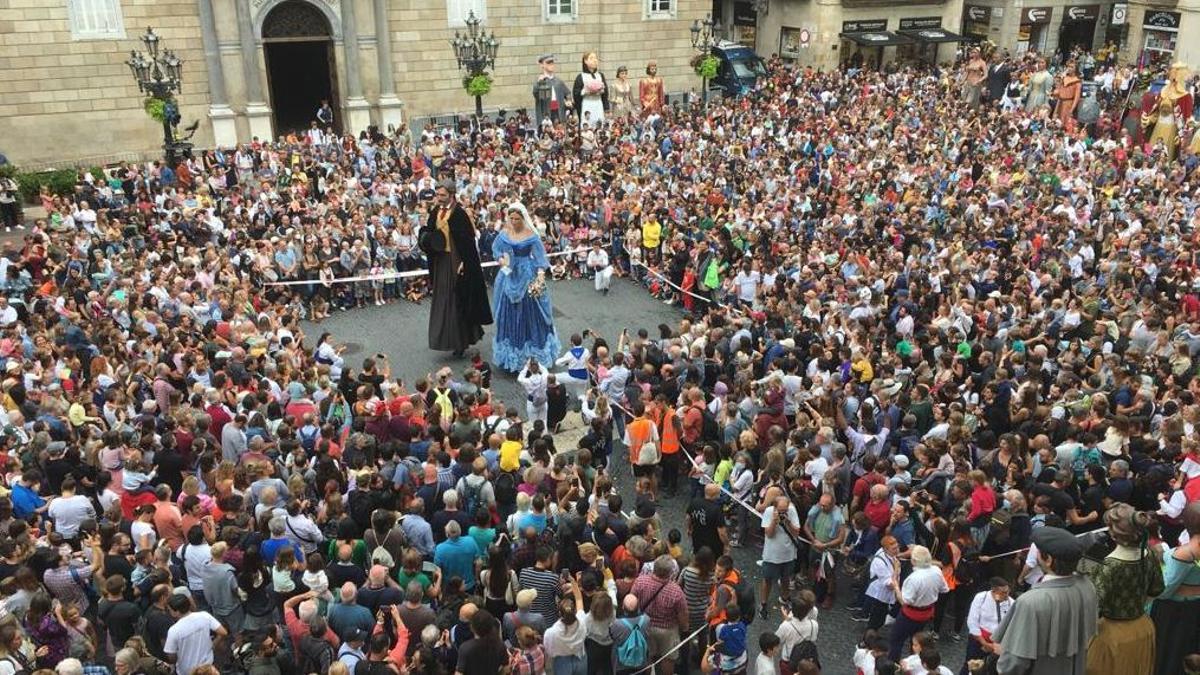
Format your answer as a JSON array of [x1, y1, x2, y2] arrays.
[[491, 230, 561, 373]]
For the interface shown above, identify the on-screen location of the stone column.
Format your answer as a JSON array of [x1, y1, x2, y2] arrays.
[[373, 0, 404, 131], [342, 0, 372, 133], [236, 0, 273, 140], [198, 0, 237, 146]]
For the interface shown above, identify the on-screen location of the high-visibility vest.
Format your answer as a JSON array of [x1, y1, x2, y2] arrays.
[[660, 406, 681, 454]]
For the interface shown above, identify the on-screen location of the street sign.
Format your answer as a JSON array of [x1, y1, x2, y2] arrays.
[[1111, 3, 1127, 24]]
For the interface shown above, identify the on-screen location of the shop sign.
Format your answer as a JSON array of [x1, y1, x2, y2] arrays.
[[1022, 6, 1052, 24], [1111, 3, 1127, 24], [899, 17, 942, 30], [842, 19, 888, 32], [1143, 10, 1181, 30], [964, 5, 991, 22], [733, 1, 757, 27], [1063, 5, 1099, 22]]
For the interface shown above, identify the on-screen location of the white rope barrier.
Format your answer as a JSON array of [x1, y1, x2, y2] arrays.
[[262, 243, 597, 287]]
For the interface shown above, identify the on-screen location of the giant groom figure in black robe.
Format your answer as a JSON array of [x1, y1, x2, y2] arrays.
[[424, 182, 492, 355]]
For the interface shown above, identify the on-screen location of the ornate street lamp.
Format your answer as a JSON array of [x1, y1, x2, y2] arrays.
[[126, 27, 189, 167], [450, 11, 500, 119], [691, 14, 721, 106]]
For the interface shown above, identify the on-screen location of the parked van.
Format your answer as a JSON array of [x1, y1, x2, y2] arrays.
[[710, 41, 767, 97]]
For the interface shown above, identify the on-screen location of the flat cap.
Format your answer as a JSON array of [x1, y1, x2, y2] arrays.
[[1032, 526, 1086, 560]]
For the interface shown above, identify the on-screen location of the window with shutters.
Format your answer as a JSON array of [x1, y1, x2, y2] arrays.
[[68, 0, 126, 40], [447, 0, 487, 27], [646, 0, 675, 19], [545, 0, 576, 23]]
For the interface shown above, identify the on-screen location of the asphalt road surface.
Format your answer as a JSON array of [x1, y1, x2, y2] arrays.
[[303, 276, 968, 675]]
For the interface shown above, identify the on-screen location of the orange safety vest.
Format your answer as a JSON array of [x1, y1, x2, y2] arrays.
[[707, 570, 740, 626], [660, 406, 681, 455], [626, 417, 655, 465]]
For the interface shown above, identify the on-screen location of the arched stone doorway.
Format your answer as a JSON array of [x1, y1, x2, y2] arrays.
[[261, 0, 339, 137]]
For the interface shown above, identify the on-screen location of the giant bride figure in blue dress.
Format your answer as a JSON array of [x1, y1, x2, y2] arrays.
[[492, 202, 561, 373]]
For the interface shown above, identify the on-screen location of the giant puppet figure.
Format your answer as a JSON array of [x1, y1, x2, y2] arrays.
[[1142, 62, 1193, 159], [421, 181, 492, 356]]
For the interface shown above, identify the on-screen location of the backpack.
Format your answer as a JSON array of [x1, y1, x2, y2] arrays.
[[169, 544, 189, 587], [730, 574, 757, 627], [461, 477, 484, 516], [786, 639, 822, 672], [494, 471, 518, 507], [615, 616, 650, 669], [701, 406, 721, 442], [299, 635, 336, 675], [432, 387, 454, 420], [298, 425, 320, 453], [0, 654, 30, 675]]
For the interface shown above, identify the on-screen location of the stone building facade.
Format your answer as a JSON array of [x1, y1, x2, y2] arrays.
[[0, 0, 707, 166], [742, 0, 1197, 71]]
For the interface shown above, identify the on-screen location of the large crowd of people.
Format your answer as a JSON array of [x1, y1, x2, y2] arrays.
[[0, 44, 1199, 675]]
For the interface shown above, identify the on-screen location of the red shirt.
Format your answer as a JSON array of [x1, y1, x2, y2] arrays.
[[206, 403, 232, 439], [681, 404, 704, 444], [968, 484, 997, 523], [863, 499, 891, 531], [852, 473, 885, 504]]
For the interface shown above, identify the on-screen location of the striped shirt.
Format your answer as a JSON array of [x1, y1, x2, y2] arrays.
[[518, 566, 563, 624], [678, 567, 715, 631]]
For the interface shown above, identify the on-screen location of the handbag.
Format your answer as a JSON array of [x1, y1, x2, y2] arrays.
[[636, 440, 660, 466]]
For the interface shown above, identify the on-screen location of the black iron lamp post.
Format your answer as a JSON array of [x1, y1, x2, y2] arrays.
[[126, 27, 189, 167], [450, 11, 500, 119], [690, 13, 721, 106]]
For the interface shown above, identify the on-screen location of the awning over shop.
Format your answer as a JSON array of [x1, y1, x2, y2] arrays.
[[839, 30, 914, 47], [897, 27, 968, 43]]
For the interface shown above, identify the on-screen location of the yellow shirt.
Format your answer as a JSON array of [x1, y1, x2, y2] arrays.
[[499, 440, 522, 472], [642, 220, 662, 249], [68, 402, 93, 427], [852, 358, 874, 383]]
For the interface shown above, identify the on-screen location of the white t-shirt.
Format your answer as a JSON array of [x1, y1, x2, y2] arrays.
[[163, 611, 221, 675], [46, 495, 95, 538], [734, 270, 761, 302], [760, 504, 801, 564], [131, 521, 158, 551], [179, 543, 212, 591], [853, 647, 878, 675], [754, 652, 777, 675]]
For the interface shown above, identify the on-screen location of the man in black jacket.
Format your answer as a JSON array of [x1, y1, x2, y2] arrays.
[[986, 56, 1013, 105]]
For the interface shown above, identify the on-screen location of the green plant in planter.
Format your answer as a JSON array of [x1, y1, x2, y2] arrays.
[[16, 168, 79, 202], [143, 97, 169, 123], [463, 73, 493, 98], [694, 55, 719, 80]]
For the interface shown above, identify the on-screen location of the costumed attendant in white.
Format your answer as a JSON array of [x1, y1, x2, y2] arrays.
[[555, 334, 590, 406], [312, 332, 345, 381], [586, 238, 612, 294], [518, 358, 549, 427]]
